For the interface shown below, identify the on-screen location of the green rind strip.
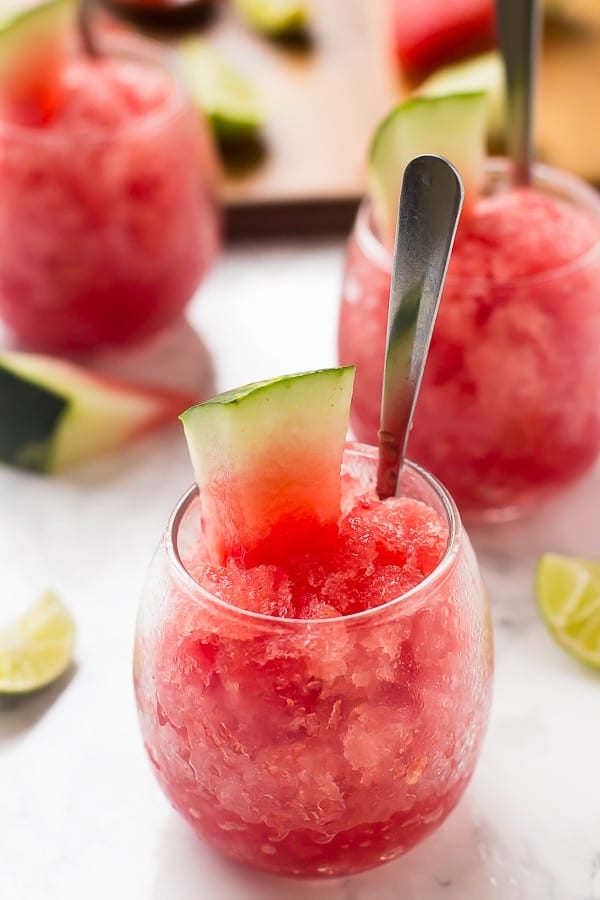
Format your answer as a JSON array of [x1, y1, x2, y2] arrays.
[[0, 364, 67, 473], [181, 367, 355, 416], [367, 91, 488, 243]]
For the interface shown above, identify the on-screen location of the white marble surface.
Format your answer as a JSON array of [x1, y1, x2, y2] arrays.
[[1, 238, 600, 900]]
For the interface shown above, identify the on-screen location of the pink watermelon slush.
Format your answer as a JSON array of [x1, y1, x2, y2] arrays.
[[339, 160, 600, 518], [0, 41, 219, 352], [134, 444, 492, 877]]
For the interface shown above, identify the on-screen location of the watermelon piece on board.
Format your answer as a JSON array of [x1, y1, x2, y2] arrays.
[[393, 0, 496, 76]]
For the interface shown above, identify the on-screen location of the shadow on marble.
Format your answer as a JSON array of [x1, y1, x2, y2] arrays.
[[468, 462, 600, 565], [1, 315, 216, 402], [3, 318, 216, 490], [466, 463, 600, 633], [151, 801, 541, 900], [0, 663, 77, 742], [88, 317, 216, 400]]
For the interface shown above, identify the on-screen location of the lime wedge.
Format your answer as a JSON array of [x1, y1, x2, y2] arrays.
[[536, 553, 600, 669], [367, 92, 488, 245], [0, 591, 76, 693], [233, 0, 309, 37], [178, 38, 264, 143]]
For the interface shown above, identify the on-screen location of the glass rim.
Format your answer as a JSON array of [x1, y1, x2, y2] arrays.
[[164, 443, 463, 629], [356, 157, 600, 289], [0, 33, 190, 146]]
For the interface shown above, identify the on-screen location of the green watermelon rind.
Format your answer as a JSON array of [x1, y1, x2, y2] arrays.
[[180, 367, 356, 563], [0, 0, 74, 112], [181, 367, 355, 414], [0, 352, 191, 474], [368, 91, 489, 244]]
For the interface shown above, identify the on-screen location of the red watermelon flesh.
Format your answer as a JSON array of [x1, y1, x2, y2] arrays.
[[185, 487, 449, 620], [0, 1, 74, 126], [393, 0, 496, 75], [181, 369, 356, 569]]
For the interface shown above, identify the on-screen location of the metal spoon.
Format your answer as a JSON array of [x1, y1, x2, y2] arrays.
[[376, 155, 464, 501], [79, 0, 100, 57], [496, 0, 541, 186]]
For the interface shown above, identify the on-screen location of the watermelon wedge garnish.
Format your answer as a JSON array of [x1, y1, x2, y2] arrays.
[[181, 367, 355, 566], [0, 0, 75, 126], [367, 91, 488, 246]]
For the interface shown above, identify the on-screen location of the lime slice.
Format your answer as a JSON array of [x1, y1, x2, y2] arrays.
[[417, 51, 506, 149], [233, 0, 309, 37], [536, 553, 600, 669], [367, 92, 488, 245], [0, 591, 76, 693], [178, 39, 264, 143]]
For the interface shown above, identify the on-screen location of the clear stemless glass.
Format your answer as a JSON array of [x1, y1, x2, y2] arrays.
[[134, 443, 493, 878], [339, 159, 600, 520], [0, 36, 220, 353]]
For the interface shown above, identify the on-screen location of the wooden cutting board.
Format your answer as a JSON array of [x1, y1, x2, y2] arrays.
[[102, 0, 600, 236], [537, 13, 600, 181], [202, 0, 600, 236], [199, 0, 400, 237]]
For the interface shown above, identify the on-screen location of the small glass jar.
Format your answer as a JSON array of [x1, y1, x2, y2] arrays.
[[0, 36, 220, 353], [339, 159, 600, 520], [134, 443, 493, 878]]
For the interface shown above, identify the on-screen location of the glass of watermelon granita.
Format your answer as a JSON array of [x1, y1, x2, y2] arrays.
[[339, 159, 600, 520], [134, 443, 493, 878], [0, 35, 220, 353]]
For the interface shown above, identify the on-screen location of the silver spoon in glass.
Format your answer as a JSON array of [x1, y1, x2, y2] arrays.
[[376, 155, 464, 501], [496, 0, 542, 186], [79, 0, 100, 57]]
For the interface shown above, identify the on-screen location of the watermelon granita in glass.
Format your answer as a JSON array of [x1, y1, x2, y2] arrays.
[[338, 93, 600, 519], [0, 1, 220, 353], [134, 368, 493, 878]]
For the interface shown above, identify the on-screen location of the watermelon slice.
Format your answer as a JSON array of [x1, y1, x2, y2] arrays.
[[393, 0, 496, 75], [0, 352, 196, 473], [367, 91, 488, 245], [417, 51, 506, 150], [0, 0, 74, 126], [181, 367, 355, 566]]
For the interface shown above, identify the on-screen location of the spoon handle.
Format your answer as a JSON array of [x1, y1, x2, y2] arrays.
[[376, 155, 463, 501], [496, 0, 541, 186]]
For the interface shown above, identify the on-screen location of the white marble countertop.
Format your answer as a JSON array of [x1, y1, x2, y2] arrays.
[[1, 238, 600, 900]]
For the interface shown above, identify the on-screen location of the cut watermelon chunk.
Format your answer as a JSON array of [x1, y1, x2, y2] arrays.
[[417, 51, 506, 150], [181, 367, 355, 566], [0, 352, 196, 473], [367, 92, 488, 245], [0, 0, 74, 126], [393, 0, 496, 75]]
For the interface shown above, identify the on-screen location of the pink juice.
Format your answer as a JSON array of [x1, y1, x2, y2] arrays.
[[0, 41, 220, 353], [134, 445, 493, 877], [339, 160, 600, 518]]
